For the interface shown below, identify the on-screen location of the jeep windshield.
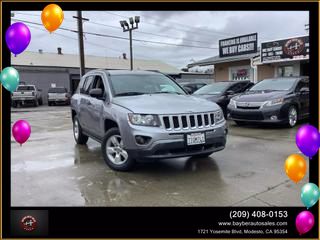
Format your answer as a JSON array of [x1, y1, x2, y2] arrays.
[[110, 74, 186, 97], [249, 78, 297, 91]]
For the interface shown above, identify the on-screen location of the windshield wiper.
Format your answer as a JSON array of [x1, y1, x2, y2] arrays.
[[114, 92, 145, 97], [152, 91, 183, 95]]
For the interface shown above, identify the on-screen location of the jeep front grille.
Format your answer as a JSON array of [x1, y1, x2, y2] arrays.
[[161, 113, 216, 131]]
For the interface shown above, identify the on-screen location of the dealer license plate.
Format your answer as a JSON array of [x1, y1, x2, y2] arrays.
[[186, 132, 205, 146]]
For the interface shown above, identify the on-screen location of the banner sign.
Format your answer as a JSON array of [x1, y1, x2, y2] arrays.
[[261, 35, 309, 63], [219, 33, 258, 58]]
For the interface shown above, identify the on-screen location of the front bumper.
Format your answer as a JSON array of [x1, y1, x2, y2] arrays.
[[122, 121, 228, 162], [227, 104, 290, 123]]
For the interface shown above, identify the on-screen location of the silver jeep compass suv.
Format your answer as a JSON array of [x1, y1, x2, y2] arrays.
[[71, 70, 227, 171]]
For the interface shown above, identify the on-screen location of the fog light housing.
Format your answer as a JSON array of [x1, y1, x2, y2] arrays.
[[270, 115, 278, 120], [135, 135, 151, 145]]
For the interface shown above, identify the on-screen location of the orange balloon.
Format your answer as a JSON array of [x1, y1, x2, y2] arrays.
[[41, 4, 64, 34], [284, 154, 307, 184]]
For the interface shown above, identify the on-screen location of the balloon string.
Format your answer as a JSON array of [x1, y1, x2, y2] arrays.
[[15, 54, 16, 57], [50, 32, 52, 34]]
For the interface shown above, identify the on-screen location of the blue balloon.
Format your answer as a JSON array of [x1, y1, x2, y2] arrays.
[[0, 67, 20, 92], [301, 183, 320, 209]]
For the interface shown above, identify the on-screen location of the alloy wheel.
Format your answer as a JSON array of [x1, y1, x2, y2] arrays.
[[106, 135, 128, 165]]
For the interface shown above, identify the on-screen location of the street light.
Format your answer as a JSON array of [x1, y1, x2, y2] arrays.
[[119, 16, 140, 70]]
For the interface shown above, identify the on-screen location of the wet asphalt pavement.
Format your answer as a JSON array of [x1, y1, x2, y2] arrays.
[[11, 106, 309, 206]]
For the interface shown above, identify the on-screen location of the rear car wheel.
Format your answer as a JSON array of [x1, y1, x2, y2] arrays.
[[287, 105, 298, 128], [39, 98, 43, 105], [34, 99, 39, 107], [73, 116, 89, 144], [102, 127, 135, 171]]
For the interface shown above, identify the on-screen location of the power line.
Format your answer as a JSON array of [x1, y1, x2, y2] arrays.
[[104, 11, 229, 39], [13, 11, 77, 23], [107, 11, 273, 41], [86, 20, 215, 45], [11, 19, 155, 60], [12, 18, 218, 50]]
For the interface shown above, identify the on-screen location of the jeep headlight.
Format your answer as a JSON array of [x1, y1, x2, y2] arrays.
[[128, 113, 160, 127], [229, 99, 237, 108], [263, 98, 284, 107], [214, 110, 224, 123]]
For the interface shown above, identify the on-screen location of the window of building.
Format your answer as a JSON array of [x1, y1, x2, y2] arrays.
[[278, 65, 294, 77], [229, 66, 252, 81]]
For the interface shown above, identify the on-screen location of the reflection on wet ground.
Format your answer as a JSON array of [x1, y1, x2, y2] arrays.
[[11, 106, 309, 206]]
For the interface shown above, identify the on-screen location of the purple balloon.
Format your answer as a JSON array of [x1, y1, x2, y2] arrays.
[[296, 211, 315, 235], [296, 125, 320, 159], [5, 22, 31, 57], [12, 120, 31, 146]]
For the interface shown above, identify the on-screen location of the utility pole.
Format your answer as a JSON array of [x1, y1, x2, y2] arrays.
[[120, 16, 140, 70], [73, 11, 89, 77]]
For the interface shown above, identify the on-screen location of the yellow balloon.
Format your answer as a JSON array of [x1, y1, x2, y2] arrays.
[[284, 154, 307, 184], [41, 4, 64, 34]]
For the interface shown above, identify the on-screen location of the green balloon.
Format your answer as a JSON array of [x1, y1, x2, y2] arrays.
[[0, 67, 19, 92], [301, 183, 320, 209]]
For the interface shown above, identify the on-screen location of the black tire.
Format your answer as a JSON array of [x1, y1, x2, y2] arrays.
[[34, 99, 39, 107], [12, 101, 17, 108], [193, 152, 214, 158], [39, 98, 43, 105], [48, 102, 52, 106], [286, 105, 298, 128], [235, 121, 246, 126], [73, 116, 89, 144], [101, 127, 135, 171]]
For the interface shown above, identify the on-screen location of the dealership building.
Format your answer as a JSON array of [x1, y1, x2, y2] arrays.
[[188, 34, 309, 83]]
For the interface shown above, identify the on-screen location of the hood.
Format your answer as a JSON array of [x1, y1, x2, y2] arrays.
[[193, 94, 224, 103], [112, 94, 220, 114], [233, 90, 289, 102]]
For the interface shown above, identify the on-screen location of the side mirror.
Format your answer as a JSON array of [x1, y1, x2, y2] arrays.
[[300, 87, 309, 93], [89, 88, 104, 99]]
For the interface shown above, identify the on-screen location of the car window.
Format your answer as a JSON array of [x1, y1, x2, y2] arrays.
[[193, 82, 231, 95], [48, 88, 67, 93], [227, 83, 244, 93], [249, 78, 297, 91], [110, 74, 186, 96], [17, 86, 35, 91], [92, 75, 105, 95], [83, 75, 94, 94]]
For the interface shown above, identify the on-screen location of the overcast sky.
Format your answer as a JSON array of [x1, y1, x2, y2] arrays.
[[11, 11, 309, 69]]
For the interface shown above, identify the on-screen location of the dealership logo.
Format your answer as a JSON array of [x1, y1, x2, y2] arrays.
[[284, 38, 304, 56], [20, 215, 37, 231]]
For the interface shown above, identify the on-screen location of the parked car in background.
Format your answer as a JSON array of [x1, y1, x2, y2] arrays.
[[227, 77, 309, 127], [179, 82, 207, 94], [48, 87, 71, 106], [71, 70, 227, 171], [12, 85, 43, 107], [193, 81, 253, 117]]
